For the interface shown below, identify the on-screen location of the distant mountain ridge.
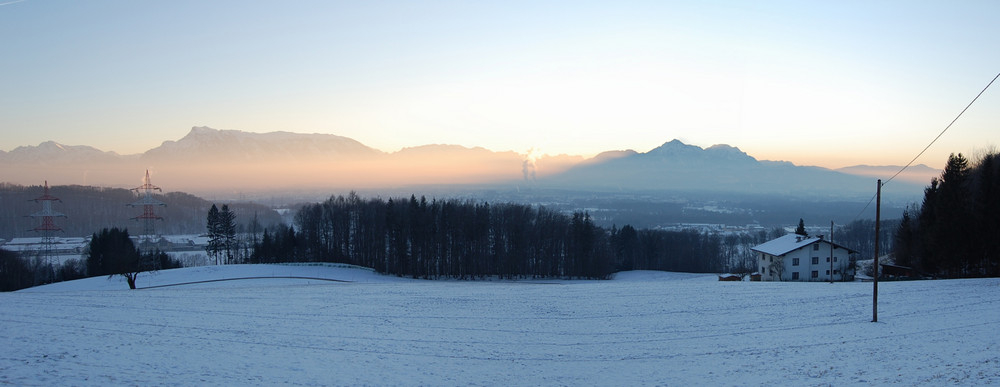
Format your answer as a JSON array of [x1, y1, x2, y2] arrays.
[[141, 126, 382, 162], [1, 126, 928, 198], [1, 141, 125, 164], [540, 139, 918, 198]]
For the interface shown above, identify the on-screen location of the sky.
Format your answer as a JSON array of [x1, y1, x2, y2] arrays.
[[1, 0, 998, 170]]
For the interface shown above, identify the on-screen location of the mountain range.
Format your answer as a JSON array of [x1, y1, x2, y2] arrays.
[[1, 126, 931, 199]]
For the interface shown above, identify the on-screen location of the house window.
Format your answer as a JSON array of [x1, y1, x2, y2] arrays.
[[811, 271, 818, 278], [826, 270, 830, 275], [811, 257, 819, 265], [792, 272, 800, 280], [834, 270, 840, 275], [834, 257, 838, 262], [826, 257, 830, 262], [813, 244, 819, 251], [792, 258, 800, 266]]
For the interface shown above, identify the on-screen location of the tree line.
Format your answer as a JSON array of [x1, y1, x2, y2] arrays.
[[835, 218, 897, 264], [894, 151, 1000, 278], [251, 194, 613, 279], [0, 249, 80, 291], [609, 224, 727, 273], [247, 193, 737, 279]]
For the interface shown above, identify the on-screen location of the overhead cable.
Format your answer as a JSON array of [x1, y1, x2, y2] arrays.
[[884, 71, 1000, 186]]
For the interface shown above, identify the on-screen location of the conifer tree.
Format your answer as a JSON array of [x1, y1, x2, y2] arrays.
[[893, 207, 918, 268], [935, 153, 971, 276], [206, 204, 222, 265], [795, 219, 807, 236], [972, 152, 1000, 276], [895, 151, 1000, 278], [219, 204, 237, 264]]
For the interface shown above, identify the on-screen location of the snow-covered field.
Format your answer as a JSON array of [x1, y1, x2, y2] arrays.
[[2, 264, 998, 386]]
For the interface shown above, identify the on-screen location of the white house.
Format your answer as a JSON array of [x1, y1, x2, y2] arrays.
[[751, 234, 857, 282]]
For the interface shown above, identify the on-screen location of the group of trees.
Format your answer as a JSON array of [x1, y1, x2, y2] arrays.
[[894, 151, 1000, 278], [204, 204, 264, 265], [250, 223, 299, 265], [0, 249, 40, 291], [837, 218, 896, 264], [609, 225, 728, 273], [253, 194, 613, 279], [205, 204, 236, 265], [0, 249, 90, 291], [248, 193, 741, 279], [1, 227, 182, 291], [85, 227, 181, 289]]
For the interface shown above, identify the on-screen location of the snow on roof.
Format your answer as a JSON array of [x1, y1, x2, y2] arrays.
[[751, 234, 820, 256], [5, 237, 88, 245], [751, 233, 858, 256], [2, 237, 89, 252], [160, 234, 210, 245]]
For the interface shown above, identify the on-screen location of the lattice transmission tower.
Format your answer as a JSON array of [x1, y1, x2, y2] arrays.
[[127, 170, 166, 251], [28, 181, 66, 264]]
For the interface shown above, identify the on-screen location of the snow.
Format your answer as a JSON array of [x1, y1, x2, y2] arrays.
[[20, 263, 411, 292], [752, 233, 857, 257], [2, 264, 998, 385], [752, 233, 823, 256], [2, 237, 88, 253]]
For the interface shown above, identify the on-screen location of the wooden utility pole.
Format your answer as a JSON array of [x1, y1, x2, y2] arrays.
[[873, 179, 881, 322], [830, 220, 834, 283]]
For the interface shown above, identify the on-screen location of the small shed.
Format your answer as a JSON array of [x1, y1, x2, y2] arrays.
[[880, 263, 919, 279]]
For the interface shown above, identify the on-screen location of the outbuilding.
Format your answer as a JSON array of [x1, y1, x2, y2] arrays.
[[880, 263, 921, 279]]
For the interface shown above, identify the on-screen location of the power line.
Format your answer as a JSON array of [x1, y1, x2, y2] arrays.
[[865, 72, 996, 324], [883, 71, 1000, 186], [852, 71, 999, 222], [853, 191, 878, 221]]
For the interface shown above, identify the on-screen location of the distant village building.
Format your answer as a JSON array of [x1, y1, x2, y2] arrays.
[[2, 237, 89, 256], [751, 234, 857, 282], [0, 234, 210, 266]]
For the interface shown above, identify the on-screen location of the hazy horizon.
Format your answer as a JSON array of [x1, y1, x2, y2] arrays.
[[0, 125, 971, 171], [2, 1, 998, 171], [0, 126, 940, 203]]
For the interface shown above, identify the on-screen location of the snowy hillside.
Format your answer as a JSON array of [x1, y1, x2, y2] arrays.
[[2, 264, 998, 385], [19, 263, 414, 292]]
